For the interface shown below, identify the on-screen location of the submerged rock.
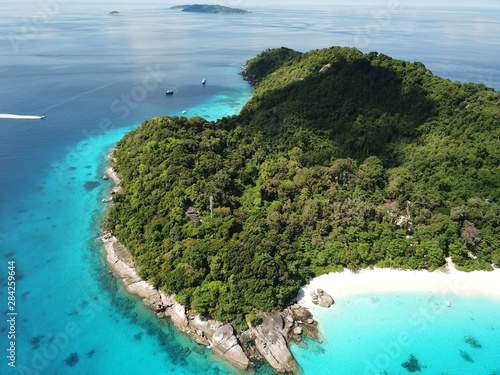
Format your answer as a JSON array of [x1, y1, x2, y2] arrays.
[[192, 345, 204, 355], [401, 355, 422, 372], [84, 181, 100, 191], [64, 352, 79, 367], [464, 336, 482, 348], [460, 349, 474, 363]]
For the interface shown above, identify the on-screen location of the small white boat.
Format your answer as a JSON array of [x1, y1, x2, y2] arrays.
[[0, 114, 44, 119], [445, 300, 451, 307], [202, 78, 206, 85]]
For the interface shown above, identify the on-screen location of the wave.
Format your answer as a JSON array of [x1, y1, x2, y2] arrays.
[[0, 114, 44, 119]]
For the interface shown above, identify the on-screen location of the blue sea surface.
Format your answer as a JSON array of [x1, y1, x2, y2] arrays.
[[292, 293, 500, 375], [1, 2, 499, 374]]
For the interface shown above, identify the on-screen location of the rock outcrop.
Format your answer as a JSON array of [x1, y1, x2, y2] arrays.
[[249, 312, 298, 373], [105, 166, 121, 185], [240, 64, 256, 86], [104, 237, 164, 307], [188, 315, 222, 345], [212, 324, 251, 370], [287, 304, 322, 342], [164, 297, 189, 330], [319, 63, 331, 72], [310, 288, 334, 307]]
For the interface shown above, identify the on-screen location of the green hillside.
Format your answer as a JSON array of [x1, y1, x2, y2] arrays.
[[105, 46, 500, 328]]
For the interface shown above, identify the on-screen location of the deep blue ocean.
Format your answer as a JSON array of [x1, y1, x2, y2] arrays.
[[1, 2, 499, 374]]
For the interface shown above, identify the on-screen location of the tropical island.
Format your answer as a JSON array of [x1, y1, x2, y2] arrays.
[[170, 4, 252, 14], [108, 11, 122, 16], [103, 46, 499, 372]]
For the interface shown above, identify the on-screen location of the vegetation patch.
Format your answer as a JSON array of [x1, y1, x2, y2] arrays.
[[105, 46, 500, 328]]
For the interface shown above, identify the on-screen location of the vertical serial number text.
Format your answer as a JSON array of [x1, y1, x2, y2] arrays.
[[6, 260, 16, 368]]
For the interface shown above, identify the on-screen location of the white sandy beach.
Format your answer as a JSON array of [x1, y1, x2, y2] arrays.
[[297, 259, 500, 310]]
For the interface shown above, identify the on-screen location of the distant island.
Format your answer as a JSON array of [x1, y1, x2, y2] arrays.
[[108, 11, 122, 16], [170, 4, 251, 14]]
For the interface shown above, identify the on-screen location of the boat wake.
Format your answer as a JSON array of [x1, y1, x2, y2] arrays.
[[0, 114, 44, 119]]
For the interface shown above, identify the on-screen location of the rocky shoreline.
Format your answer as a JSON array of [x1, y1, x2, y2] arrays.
[[240, 64, 256, 86], [101, 156, 332, 373]]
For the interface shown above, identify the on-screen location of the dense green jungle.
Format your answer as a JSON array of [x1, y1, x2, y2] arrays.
[[105, 46, 500, 328]]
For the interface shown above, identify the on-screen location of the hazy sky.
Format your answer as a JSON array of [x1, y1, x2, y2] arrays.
[[85, 0, 500, 7]]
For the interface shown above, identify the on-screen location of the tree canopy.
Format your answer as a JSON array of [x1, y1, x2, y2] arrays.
[[105, 46, 500, 329]]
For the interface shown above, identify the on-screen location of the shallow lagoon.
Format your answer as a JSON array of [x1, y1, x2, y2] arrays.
[[292, 293, 500, 375]]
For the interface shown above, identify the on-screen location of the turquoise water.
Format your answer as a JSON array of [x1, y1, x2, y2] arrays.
[[292, 293, 500, 375], [1, 3, 500, 375], [0, 95, 252, 375]]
